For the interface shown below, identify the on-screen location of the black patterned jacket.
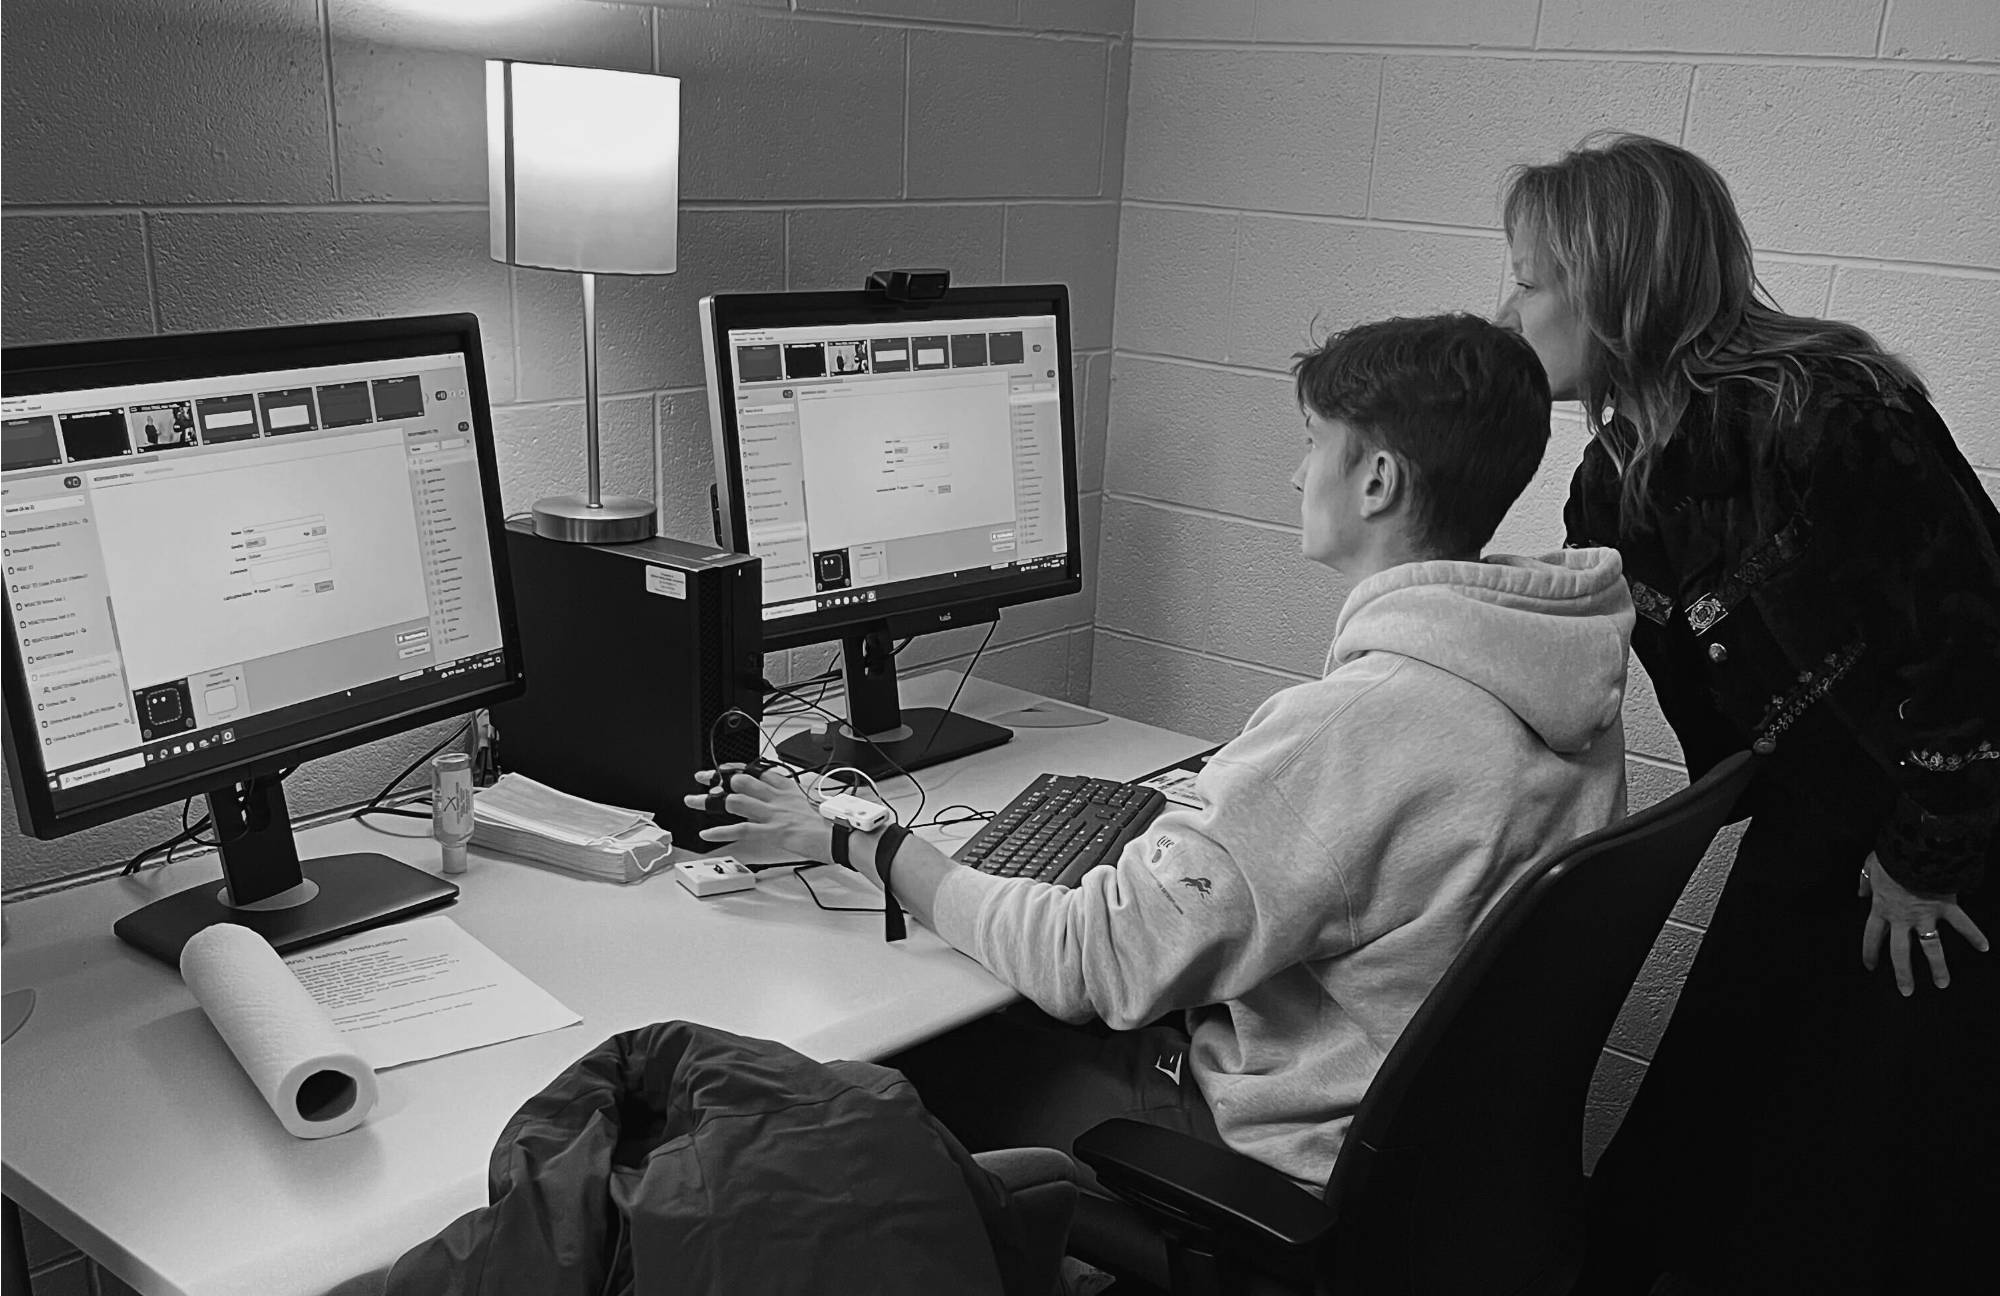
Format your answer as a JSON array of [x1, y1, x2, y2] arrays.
[[1565, 367, 2000, 896]]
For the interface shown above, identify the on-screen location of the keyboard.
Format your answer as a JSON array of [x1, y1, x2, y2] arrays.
[[954, 774, 1168, 887]]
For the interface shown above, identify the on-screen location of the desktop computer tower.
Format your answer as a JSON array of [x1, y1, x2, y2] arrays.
[[493, 524, 763, 853]]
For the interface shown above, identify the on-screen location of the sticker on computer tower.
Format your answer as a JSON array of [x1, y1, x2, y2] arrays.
[[644, 566, 686, 599]]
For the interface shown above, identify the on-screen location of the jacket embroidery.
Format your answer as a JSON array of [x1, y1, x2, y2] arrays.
[[1687, 594, 1727, 636], [1687, 517, 1810, 638], [1908, 741, 1998, 773], [1630, 580, 1673, 626], [1754, 641, 1865, 747]]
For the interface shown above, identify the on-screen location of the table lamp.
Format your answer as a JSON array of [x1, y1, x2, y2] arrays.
[[487, 59, 679, 544]]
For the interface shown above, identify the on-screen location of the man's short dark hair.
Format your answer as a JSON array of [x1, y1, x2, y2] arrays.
[[1292, 313, 1552, 557]]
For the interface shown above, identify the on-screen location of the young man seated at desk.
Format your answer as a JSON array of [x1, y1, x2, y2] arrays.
[[687, 313, 1634, 1194]]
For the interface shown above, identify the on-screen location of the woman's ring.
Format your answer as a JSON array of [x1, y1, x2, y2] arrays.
[[1918, 930, 1941, 942]]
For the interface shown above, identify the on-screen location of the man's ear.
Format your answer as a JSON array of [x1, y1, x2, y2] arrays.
[[1359, 449, 1404, 521]]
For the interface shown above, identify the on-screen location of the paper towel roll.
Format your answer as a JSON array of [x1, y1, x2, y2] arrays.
[[180, 923, 379, 1139]]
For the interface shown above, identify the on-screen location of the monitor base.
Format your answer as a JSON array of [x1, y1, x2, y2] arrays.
[[776, 707, 1011, 782], [113, 853, 458, 968]]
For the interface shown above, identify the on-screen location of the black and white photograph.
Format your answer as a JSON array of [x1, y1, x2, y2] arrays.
[[2, 4, 1993, 1295], [127, 401, 197, 451]]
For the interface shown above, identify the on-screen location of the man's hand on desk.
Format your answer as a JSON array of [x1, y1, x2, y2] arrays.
[[684, 768, 957, 930]]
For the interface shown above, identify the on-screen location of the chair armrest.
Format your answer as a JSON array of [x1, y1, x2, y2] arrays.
[[1072, 1118, 1336, 1250]]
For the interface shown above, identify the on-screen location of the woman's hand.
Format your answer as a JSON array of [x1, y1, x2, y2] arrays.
[[1859, 852, 1990, 995], [682, 766, 832, 863]]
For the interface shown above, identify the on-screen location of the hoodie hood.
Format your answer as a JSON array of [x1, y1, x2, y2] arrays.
[[1328, 547, 1634, 754]]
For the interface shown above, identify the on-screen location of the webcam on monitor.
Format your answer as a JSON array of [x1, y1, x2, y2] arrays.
[[864, 268, 950, 302]]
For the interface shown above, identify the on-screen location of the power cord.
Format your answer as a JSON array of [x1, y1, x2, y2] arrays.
[[352, 717, 475, 824]]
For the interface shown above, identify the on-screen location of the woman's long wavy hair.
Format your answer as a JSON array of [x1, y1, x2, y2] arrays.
[[1503, 133, 1923, 520]]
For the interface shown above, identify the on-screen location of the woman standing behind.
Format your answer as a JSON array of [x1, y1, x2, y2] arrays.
[[1496, 134, 1997, 1294]]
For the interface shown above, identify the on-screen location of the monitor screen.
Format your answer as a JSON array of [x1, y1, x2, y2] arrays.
[[701, 285, 1082, 650], [0, 314, 528, 960], [698, 283, 1083, 780]]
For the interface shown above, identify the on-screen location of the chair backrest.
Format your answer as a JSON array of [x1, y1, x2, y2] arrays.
[[1319, 751, 1758, 1296]]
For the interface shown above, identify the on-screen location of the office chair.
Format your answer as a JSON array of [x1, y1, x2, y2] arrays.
[[1070, 751, 1760, 1296]]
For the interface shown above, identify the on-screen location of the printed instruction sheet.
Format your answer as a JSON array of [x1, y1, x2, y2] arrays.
[[283, 914, 580, 1069]]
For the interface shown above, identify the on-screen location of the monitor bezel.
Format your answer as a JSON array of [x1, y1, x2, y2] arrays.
[[699, 284, 1085, 652], [2, 313, 527, 839]]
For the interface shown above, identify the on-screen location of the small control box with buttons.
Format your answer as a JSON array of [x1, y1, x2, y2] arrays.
[[674, 855, 758, 897]]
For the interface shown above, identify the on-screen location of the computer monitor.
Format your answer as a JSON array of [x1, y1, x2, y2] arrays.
[[2, 314, 525, 965], [699, 283, 1083, 779]]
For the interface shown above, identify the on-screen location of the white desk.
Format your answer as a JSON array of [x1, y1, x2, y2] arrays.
[[1, 675, 1208, 1296]]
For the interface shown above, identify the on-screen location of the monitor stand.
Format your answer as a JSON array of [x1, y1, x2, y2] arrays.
[[775, 623, 1012, 782], [112, 775, 457, 968]]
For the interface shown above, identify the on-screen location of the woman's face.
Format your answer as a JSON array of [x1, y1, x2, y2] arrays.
[[1498, 239, 1593, 402]]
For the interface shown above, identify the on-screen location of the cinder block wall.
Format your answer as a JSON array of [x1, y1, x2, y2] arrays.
[[1101, 0, 2000, 1166], [1, 1, 1129, 1286], [1, 0, 1131, 907]]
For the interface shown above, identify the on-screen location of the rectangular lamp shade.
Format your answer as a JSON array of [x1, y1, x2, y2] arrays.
[[487, 60, 679, 275]]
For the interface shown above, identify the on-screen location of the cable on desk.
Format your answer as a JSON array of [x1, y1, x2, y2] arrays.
[[352, 717, 473, 825], [790, 862, 890, 915], [120, 765, 298, 874]]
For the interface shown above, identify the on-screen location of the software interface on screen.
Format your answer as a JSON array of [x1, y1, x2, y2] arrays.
[[722, 313, 1072, 623], [1, 353, 507, 810]]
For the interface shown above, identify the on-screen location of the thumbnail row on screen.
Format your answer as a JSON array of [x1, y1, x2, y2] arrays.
[[0, 375, 428, 471], [736, 330, 1038, 383]]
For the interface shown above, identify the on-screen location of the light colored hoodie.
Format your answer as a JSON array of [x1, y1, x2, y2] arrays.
[[930, 547, 1634, 1190]]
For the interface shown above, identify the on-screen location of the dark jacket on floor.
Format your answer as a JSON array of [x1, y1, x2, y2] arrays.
[[384, 1020, 1021, 1295]]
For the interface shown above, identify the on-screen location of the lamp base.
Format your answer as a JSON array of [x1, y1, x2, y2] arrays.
[[531, 494, 655, 545]]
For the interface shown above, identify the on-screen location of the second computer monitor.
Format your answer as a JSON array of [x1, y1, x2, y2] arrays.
[[699, 283, 1083, 777]]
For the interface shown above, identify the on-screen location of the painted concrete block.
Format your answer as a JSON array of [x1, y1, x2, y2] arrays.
[[1982, 470, 2000, 511], [1883, 0, 2000, 62], [1229, 217, 1504, 372], [1627, 755, 1691, 816], [972, 630, 1074, 701], [148, 211, 518, 403], [799, 0, 1018, 23], [329, 0, 652, 203], [654, 389, 725, 548], [1112, 206, 1238, 361], [1104, 356, 1301, 524], [1671, 819, 1744, 929], [1203, 520, 1350, 677], [1538, 0, 1881, 56], [490, 395, 655, 520], [658, 7, 904, 200], [1095, 498, 1215, 645], [1124, 48, 1378, 214], [1005, 203, 1122, 350], [1487, 446, 1575, 557], [0, 0, 332, 204], [1103, 36, 1133, 198], [1080, 350, 1113, 494], [1091, 631, 1299, 744], [1828, 267, 2000, 470], [1066, 627, 1098, 706], [1, 216, 154, 346], [1254, 0, 1539, 48], [1606, 920, 1701, 1059], [1, 771, 174, 890], [1687, 66, 2000, 266], [1622, 654, 1684, 768], [1132, 0, 1253, 41], [1019, 0, 1134, 35], [787, 205, 1005, 293], [1372, 57, 1690, 228], [909, 31, 1106, 198], [1583, 1050, 1648, 1173], [1754, 258, 1835, 318], [515, 210, 785, 401]]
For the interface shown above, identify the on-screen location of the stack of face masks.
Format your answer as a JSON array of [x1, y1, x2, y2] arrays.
[[471, 773, 673, 884]]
